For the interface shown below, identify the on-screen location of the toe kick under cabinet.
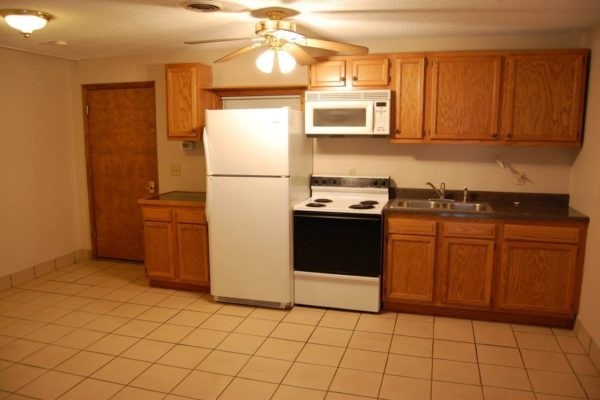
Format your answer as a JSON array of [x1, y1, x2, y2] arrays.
[[138, 192, 209, 291], [383, 215, 588, 327]]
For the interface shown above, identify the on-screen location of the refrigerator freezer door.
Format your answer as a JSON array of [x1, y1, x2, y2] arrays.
[[206, 175, 293, 306], [205, 108, 290, 177]]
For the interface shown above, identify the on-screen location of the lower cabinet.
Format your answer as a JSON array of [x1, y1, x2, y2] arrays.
[[141, 204, 209, 290], [438, 222, 495, 308], [497, 224, 580, 315], [383, 215, 587, 326]]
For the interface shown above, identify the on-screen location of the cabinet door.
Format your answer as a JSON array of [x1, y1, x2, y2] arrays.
[[392, 57, 425, 139], [166, 64, 199, 140], [351, 58, 390, 87], [439, 237, 494, 308], [385, 234, 436, 303], [501, 52, 586, 144], [177, 223, 210, 285], [309, 60, 346, 87], [497, 241, 578, 315], [143, 221, 176, 279], [428, 56, 502, 140]]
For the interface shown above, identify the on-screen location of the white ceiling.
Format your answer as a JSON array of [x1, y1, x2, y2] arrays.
[[1, 0, 600, 60]]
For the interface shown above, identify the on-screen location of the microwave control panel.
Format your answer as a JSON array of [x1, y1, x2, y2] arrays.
[[373, 101, 390, 134]]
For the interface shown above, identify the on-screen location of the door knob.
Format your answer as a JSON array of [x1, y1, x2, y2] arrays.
[[145, 181, 156, 194]]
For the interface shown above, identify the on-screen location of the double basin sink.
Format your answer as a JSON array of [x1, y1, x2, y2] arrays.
[[388, 198, 493, 214]]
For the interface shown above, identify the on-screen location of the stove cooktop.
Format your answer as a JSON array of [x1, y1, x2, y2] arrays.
[[293, 175, 390, 215]]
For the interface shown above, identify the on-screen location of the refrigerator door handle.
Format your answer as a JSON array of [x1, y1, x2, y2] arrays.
[[203, 127, 212, 176]]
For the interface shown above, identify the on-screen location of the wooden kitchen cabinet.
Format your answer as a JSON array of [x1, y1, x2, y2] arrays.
[[497, 224, 581, 315], [165, 63, 216, 141], [309, 57, 390, 88], [439, 222, 495, 308], [427, 55, 502, 141], [383, 214, 587, 326], [139, 194, 209, 291], [501, 51, 587, 145], [391, 57, 426, 140], [384, 218, 436, 303]]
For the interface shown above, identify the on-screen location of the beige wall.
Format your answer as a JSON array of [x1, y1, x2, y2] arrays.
[[570, 26, 600, 344], [0, 48, 81, 276]]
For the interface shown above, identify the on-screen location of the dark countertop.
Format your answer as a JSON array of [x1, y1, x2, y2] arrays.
[[138, 191, 206, 206], [384, 188, 589, 222]]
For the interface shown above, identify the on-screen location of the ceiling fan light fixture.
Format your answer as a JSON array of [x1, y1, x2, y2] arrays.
[[1, 9, 52, 38], [256, 48, 275, 73], [277, 50, 296, 73]]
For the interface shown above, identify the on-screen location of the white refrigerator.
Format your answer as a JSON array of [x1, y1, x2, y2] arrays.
[[204, 108, 312, 308]]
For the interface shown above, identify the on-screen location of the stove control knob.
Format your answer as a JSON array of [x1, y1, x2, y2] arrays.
[[332, 178, 337, 185]]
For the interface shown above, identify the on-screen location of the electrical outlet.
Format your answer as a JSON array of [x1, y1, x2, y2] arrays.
[[170, 163, 181, 176]]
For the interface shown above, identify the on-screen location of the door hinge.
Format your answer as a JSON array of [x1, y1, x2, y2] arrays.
[[85, 104, 89, 115]]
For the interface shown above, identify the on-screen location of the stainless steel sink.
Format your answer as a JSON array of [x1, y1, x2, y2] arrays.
[[388, 198, 493, 213]]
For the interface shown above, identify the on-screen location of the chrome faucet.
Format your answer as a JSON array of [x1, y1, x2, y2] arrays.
[[426, 182, 445, 199]]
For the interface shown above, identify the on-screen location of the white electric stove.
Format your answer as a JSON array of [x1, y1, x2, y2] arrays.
[[292, 175, 390, 312]]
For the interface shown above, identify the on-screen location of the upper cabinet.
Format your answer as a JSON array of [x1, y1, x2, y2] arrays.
[[427, 55, 502, 141], [165, 63, 217, 141], [309, 57, 390, 89], [500, 51, 587, 145], [313, 49, 589, 147], [391, 57, 426, 140]]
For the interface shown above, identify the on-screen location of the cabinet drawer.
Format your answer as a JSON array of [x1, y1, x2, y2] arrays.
[[503, 224, 579, 244], [175, 208, 206, 224], [142, 207, 172, 222], [444, 222, 496, 239], [387, 217, 436, 236]]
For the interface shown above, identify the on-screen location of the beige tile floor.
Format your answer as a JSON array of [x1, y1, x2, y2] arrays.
[[0, 260, 599, 399]]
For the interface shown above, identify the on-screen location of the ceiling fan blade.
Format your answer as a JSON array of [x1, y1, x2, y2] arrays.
[[185, 38, 251, 45], [301, 38, 368, 55], [214, 42, 265, 63], [285, 43, 316, 65]]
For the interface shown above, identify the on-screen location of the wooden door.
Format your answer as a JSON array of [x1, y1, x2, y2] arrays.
[[83, 82, 158, 261], [309, 60, 346, 88], [428, 55, 502, 140], [392, 57, 425, 139], [385, 234, 436, 303], [439, 237, 494, 308], [497, 241, 578, 314], [501, 52, 587, 144], [351, 58, 390, 86]]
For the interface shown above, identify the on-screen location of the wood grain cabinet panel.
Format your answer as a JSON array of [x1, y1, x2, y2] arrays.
[[386, 234, 436, 303], [141, 204, 209, 290], [177, 223, 209, 284], [165, 63, 215, 141], [143, 221, 176, 280], [309, 60, 346, 87], [439, 237, 494, 308], [392, 57, 425, 140], [501, 51, 587, 144], [351, 58, 390, 86], [497, 241, 578, 314], [428, 55, 502, 140]]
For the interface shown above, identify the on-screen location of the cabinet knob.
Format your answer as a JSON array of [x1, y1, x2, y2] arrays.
[[352, 76, 358, 81], [507, 133, 513, 139], [340, 76, 345, 82], [492, 133, 498, 139]]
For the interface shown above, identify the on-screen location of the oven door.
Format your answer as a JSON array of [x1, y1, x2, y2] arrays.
[[293, 211, 382, 277]]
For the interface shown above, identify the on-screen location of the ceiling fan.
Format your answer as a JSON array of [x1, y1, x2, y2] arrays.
[[184, 7, 369, 69]]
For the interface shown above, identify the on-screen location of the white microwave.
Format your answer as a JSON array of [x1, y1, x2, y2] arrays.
[[304, 89, 391, 136]]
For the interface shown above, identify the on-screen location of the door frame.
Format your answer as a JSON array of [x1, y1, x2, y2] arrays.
[[82, 81, 158, 259]]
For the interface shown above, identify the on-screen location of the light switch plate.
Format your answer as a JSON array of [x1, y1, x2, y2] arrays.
[[170, 163, 181, 176]]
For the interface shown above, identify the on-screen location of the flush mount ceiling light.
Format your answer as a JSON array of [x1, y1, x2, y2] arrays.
[[0, 9, 52, 38]]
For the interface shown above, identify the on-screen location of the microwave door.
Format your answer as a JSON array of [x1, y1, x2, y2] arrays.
[[306, 100, 373, 135]]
